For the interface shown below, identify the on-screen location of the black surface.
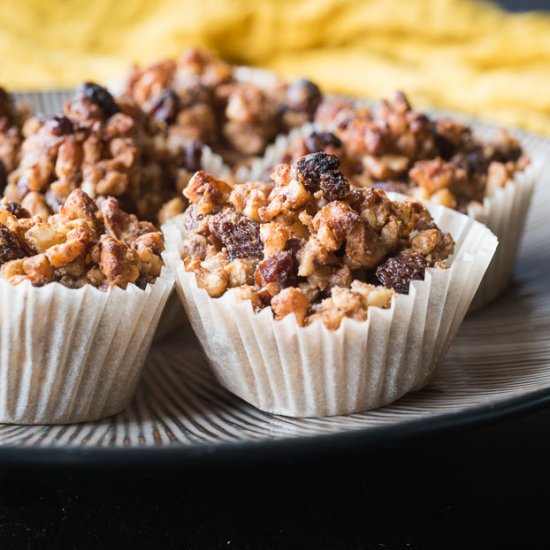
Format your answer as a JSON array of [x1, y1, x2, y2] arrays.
[[2, 406, 550, 549]]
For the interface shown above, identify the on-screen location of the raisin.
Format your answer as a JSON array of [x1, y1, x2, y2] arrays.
[[255, 250, 297, 288], [305, 131, 342, 154], [79, 82, 120, 118], [287, 79, 322, 118], [149, 89, 179, 124], [295, 152, 341, 193], [49, 115, 75, 137], [320, 170, 349, 202], [209, 209, 263, 259], [452, 147, 488, 176], [0, 201, 30, 218], [375, 253, 428, 294], [0, 224, 27, 266], [183, 140, 203, 172]]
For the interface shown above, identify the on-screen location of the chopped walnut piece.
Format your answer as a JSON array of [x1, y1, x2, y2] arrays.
[[271, 287, 309, 326]]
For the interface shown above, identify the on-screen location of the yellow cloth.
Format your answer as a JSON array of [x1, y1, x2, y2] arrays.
[[0, 0, 549, 134]]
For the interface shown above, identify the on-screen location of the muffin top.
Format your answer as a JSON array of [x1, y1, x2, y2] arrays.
[[275, 91, 529, 212], [125, 47, 323, 167], [2, 82, 195, 224], [177, 152, 454, 329], [0, 188, 164, 289]]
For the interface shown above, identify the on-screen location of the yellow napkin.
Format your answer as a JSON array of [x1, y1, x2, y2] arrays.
[[0, 0, 549, 134]]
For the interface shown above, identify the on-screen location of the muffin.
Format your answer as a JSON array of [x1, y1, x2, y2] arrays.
[[0, 189, 173, 423], [249, 91, 538, 309], [125, 47, 323, 169], [163, 153, 497, 416]]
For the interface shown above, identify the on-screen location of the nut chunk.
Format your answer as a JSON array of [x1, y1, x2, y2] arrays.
[[176, 154, 454, 330], [0, 188, 164, 289]]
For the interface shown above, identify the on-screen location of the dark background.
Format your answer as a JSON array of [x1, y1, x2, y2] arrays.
[[2, 1, 550, 548]]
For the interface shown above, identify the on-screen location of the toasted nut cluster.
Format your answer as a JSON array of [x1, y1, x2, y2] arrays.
[[0, 189, 164, 289], [0, 88, 30, 193], [3, 83, 176, 222], [179, 153, 454, 329], [309, 91, 529, 212], [125, 47, 323, 168]]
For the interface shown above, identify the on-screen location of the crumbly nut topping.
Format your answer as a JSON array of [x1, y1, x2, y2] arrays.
[[125, 47, 324, 168], [178, 153, 454, 329], [4, 83, 178, 222], [285, 91, 530, 212], [0, 189, 164, 289]]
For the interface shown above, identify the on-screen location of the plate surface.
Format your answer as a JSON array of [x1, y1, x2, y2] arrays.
[[1, 91, 550, 464]]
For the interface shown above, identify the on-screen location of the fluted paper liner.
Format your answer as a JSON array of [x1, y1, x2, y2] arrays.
[[0, 269, 173, 424], [153, 145, 230, 341], [243, 121, 541, 311], [163, 203, 497, 417]]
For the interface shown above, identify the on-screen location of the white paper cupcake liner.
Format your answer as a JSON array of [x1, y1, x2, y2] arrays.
[[0, 269, 173, 424], [467, 160, 539, 311], [242, 119, 542, 312], [162, 203, 497, 417]]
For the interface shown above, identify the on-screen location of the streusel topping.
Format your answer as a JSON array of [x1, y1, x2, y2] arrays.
[[0, 189, 164, 289], [178, 153, 454, 329], [125, 47, 323, 167], [275, 91, 530, 212]]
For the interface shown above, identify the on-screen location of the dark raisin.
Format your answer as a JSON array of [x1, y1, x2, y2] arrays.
[[149, 89, 179, 124], [183, 140, 203, 172], [305, 131, 342, 154], [375, 253, 428, 294], [452, 147, 488, 176], [209, 209, 263, 259], [255, 250, 297, 288], [49, 115, 75, 137], [287, 79, 322, 118], [295, 152, 340, 192], [0, 201, 30, 218], [320, 170, 349, 202], [79, 82, 120, 118], [0, 224, 27, 266]]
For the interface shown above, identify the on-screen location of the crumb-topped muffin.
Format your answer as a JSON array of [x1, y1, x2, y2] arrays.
[[310, 92, 530, 212], [0, 188, 173, 424], [176, 152, 454, 329], [125, 47, 323, 168], [0, 188, 163, 289], [163, 153, 496, 416]]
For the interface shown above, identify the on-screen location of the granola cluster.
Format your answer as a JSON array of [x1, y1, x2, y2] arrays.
[[178, 153, 454, 329], [277, 92, 529, 212], [0, 188, 164, 289], [125, 48, 323, 168]]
